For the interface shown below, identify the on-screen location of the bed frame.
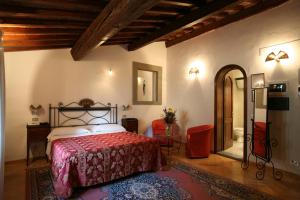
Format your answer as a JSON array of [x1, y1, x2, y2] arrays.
[[49, 98, 117, 128]]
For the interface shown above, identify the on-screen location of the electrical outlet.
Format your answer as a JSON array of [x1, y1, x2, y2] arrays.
[[290, 160, 299, 167]]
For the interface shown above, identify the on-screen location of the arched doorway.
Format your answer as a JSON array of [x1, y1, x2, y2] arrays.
[[214, 64, 247, 161]]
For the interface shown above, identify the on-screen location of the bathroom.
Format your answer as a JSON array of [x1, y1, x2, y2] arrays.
[[221, 70, 244, 160]]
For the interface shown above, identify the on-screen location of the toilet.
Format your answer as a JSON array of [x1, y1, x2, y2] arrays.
[[234, 127, 244, 143]]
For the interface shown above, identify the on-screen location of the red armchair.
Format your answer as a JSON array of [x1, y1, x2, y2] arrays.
[[152, 119, 178, 146], [186, 125, 214, 158]]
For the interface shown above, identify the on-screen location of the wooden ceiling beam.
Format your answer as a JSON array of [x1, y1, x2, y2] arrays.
[[159, 0, 194, 7], [145, 9, 179, 16], [121, 28, 158, 33], [3, 33, 79, 41], [111, 37, 139, 40], [152, 4, 192, 13], [136, 15, 176, 22], [71, 0, 160, 61], [0, 5, 96, 22], [166, 0, 288, 47], [1, 0, 106, 13], [134, 19, 166, 23], [4, 45, 71, 52], [3, 39, 74, 46], [128, 0, 237, 51], [129, 21, 163, 27], [3, 31, 80, 36], [188, 0, 211, 8], [102, 41, 129, 46], [0, 18, 88, 27], [126, 25, 159, 29], [114, 32, 145, 36], [0, 24, 86, 30], [1, 28, 83, 34]]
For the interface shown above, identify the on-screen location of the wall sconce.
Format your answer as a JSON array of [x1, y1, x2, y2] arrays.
[[265, 51, 289, 62], [122, 104, 131, 111], [108, 67, 113, 75], [189, 67, 199, 76]]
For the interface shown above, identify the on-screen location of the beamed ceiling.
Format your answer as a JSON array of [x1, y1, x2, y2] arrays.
[[0, 0, 288, 60]]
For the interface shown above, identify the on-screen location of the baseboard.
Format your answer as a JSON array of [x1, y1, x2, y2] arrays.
[[5, 159, 26, 164]]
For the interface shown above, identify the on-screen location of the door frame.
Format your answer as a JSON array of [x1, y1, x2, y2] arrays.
[[214, 64, 247, 162]]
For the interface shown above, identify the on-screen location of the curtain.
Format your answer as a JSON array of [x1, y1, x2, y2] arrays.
[[0, 31, 5, 199]]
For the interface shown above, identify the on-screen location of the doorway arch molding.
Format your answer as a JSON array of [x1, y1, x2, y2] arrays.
[[214, 64, 247, 162]]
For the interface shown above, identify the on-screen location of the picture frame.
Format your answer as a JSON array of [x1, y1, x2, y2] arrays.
[[132, 62, 162, 105], [251, 73, 265, 89]]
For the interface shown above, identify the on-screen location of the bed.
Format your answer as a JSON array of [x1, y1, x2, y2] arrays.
[[47, 99, 161, 198]]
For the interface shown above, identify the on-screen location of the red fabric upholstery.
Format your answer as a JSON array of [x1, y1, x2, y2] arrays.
[[254, 122, 266, 158], [185, 125, 214, 158], [152, 119, 177, 146]]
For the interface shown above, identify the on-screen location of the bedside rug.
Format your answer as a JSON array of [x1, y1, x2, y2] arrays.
[[27, 163, 275, 200]]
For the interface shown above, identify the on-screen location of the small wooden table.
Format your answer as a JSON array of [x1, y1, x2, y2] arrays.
[[26, 123, 50, 165], [157, 134, 183, 156], [122, 118, 138, 134]]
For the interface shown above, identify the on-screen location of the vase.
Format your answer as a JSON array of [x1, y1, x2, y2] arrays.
[[166, 123, 172, 137]]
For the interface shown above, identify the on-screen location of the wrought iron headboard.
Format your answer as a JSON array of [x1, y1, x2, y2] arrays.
[[49, 98, 118, 128]]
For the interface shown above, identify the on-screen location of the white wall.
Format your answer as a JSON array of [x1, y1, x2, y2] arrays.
[[166, 0, 300, 174], [4, 43, 167, 161]]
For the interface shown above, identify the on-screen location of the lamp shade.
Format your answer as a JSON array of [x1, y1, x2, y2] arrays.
[[189, 67, 199, 75], [265, 51, 289, 62], [265, 52, 276, 62], [277, 50, 289, 60]]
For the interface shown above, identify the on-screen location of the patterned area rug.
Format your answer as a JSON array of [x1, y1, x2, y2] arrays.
[[27, 162, 275, 200]]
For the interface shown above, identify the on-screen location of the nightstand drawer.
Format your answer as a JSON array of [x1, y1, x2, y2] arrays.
[[28, 128, 50, 135], [28, 131, 49, 141]]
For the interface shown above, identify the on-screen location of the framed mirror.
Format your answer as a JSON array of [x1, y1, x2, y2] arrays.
[[132, 62, 162, 105], [252, 88, 269, 160], [251, 73, 265, 89]]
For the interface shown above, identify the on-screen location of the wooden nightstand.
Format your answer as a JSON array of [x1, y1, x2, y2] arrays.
[[27, 123, 50, 165], [122, 118, 138, 134]]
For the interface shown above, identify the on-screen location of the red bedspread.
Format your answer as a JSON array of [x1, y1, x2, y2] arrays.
[[51, 132, 161, 198]]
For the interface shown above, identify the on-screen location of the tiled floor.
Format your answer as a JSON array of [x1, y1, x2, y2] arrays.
[[220, 140, 244, 159]]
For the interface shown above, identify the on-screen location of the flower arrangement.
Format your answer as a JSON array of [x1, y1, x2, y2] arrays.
[[163, 107, 176, 124]]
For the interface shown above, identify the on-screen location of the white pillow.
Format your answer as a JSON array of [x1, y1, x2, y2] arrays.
[[88, 124, 126, 134], [48, 126, 91, 138]]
